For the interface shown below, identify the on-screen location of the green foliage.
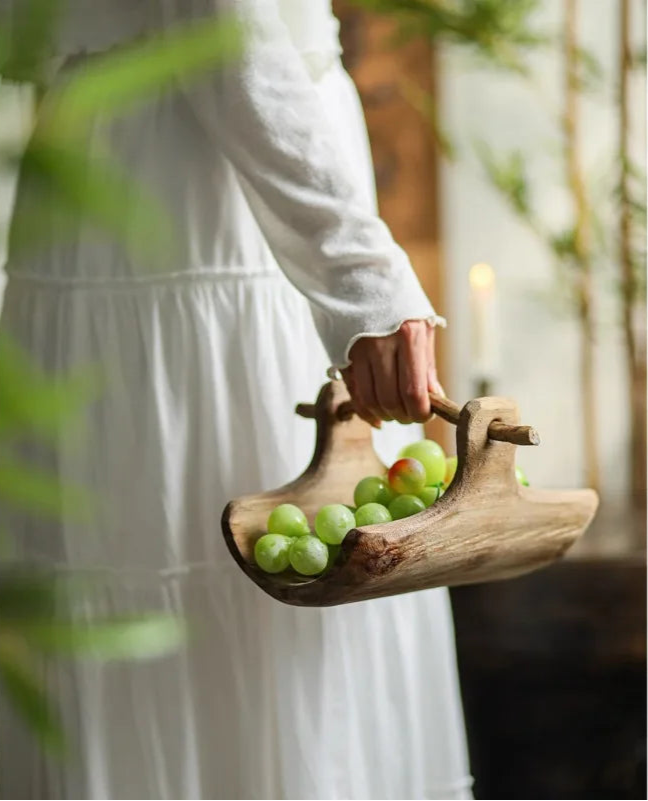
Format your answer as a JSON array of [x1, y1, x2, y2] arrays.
[[2, 12, 242, 264], [358, 0, 645, 322], [0, 0, 64, 85], [0, 336, 188, 750], [0, 334, 98, 440], [477, 143, 531, 216], [573, 44, 604, 92], [0, 643, 65, 752], [0, 567, 186, 748], [9, 136, 177, 264], [352, 0, 545, 72], [548, 227, 578, 262], [0, 458, 92, 519], [42, 16, 242, 127], [0, 9, 242, 749], [397, 77, 456, 159]]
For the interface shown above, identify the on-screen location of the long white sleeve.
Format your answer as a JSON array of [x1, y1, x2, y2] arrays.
[[175, 0, 444, 368], [0, 0, 445, 368]]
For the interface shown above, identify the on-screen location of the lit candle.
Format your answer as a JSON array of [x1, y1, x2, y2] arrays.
[[469, 262, 499, 381]]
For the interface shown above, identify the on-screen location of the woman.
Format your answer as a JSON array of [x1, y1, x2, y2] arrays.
[[0, 0, 472, 798]]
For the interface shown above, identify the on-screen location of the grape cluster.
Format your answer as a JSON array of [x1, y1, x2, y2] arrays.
[[253, 439, 530, 577]]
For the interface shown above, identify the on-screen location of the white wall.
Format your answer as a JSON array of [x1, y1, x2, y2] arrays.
[[440, 0, 646, 506]]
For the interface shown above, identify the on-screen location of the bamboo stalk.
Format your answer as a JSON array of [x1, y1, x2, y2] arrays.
[[619, 0, 647, 510], [563, 0, 600, 494]]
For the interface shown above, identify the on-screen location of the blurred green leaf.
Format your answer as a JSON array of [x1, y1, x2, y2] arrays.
[[477, 141, 531, 216], [21, 616, 186, 661], [43, 15, 243, 129], [9, 137, 177, 264], [549, 227, 578, 260], [352, 0, 545, 72], [4, 15, 243, 264], [573, 44, 604, 92], [397, 77, 457, 160], [0, 567, 58, 621], [0, 0, 63, 85], [0, 638, 64, 750], [0, 528, 17, 561], [0, 334, 100, 440], [0, 457, 93, 520], [0, 5, 240, 750]]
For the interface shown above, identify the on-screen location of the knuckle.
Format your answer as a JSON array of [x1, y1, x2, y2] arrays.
[[399, 321, 418, 343], [404, 382, 422, 401], [406, 387, 430, 421]]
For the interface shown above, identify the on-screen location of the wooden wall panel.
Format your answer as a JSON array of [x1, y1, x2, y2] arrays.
[[332, 3, 449, 448]]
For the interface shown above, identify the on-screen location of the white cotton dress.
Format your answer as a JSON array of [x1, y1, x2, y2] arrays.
[[0, 1, 472, 798]]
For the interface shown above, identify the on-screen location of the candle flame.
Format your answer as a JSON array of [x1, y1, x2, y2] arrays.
[[469, 263, 495, 290]]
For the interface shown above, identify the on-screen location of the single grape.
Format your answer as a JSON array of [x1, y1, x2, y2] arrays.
[[289, 535, 329, 576], [267, 503, 310, 538], [389, 494, 426, 520], [388, 458, 427, 495], [516, 466, 530, 486], [399, 440, 447, 486], [254, 534, 292, 574], [444, 456, 458, 488], [419, 485, 444, 508], [354, 502, 392, 527], [315, 504, 356, 545], [353, 476, 395, 508]]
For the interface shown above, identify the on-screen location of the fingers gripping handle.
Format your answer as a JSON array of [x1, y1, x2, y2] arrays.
[[296, 392, 540, 447]]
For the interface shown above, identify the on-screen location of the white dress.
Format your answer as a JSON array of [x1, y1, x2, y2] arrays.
[[0, 1, 472, 798]]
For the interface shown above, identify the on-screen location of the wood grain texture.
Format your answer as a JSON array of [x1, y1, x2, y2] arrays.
[[221, 382, 599, 606], [301, 394, 541, 446]]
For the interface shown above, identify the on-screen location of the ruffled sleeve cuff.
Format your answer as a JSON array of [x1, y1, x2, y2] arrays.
[[312, 273, 446, 374]]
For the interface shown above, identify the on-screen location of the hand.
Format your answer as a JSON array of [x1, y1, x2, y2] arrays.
[[341, 320, 443, 428]]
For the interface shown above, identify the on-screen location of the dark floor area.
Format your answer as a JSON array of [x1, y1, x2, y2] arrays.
[[450, 556, 646, 800]]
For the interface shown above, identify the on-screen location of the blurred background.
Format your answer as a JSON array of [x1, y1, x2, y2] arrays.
[[1, 0, 646, 798], [333, 1, 647, 797]]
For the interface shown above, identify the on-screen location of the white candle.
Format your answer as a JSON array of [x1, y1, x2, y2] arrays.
[[469, 263, 499, 380]]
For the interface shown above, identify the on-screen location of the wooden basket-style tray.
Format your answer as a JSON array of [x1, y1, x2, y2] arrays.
[[222, 381, 598, 607]]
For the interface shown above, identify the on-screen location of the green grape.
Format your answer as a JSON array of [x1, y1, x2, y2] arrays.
[[353, 476, 395, 508], [315, 504, 356, 545], [388, 494, 426, 520], [354, 502, 392, 526], [399, 439, 447, 486], [254, 534, 292, 574], [516, 466, 530, 486], [419, 485, 444, 508], [444, 455, 458, 487], [289, 535, 329, 576], [267, 503, 310, 538]]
